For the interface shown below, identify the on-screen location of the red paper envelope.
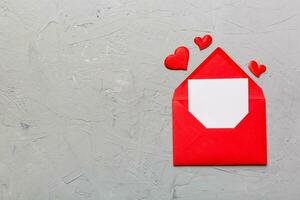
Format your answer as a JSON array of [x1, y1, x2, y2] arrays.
[[172, 47, 267, 166]]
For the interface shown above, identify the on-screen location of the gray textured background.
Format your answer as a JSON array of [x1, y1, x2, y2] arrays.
[[0, 0, 299, 199]]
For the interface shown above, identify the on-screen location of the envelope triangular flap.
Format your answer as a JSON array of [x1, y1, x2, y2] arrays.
[[173, 47, 265, 102]]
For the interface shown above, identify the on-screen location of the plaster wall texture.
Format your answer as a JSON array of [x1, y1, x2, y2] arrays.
[[0, 0, 299, 199]]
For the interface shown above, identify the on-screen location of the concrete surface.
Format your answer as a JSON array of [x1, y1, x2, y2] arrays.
[[0, 0, 299, 199]]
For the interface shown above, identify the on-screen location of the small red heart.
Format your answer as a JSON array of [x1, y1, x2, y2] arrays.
[[164, 46, 189, 70], [194, 34, 212, 50], [248, 60, 266, 78]]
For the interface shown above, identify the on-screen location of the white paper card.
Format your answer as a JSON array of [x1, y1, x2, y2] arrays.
[[188, 78, 248, 128]]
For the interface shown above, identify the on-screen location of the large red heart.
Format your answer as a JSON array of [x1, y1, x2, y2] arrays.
[[194, 34, 212, 50], [164, 46, 189, 70], [248, 60, 266, 78]]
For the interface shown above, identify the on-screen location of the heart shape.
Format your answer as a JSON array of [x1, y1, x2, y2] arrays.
[[164, 46, 189, 70], [194, 34, 212, 50], [248, 60, 266, 78]]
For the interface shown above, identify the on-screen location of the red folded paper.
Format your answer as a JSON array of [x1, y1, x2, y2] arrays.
[[172, 47, 267, 166]]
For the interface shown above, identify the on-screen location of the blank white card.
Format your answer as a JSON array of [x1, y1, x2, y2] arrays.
[[188, 78, 248, 128]]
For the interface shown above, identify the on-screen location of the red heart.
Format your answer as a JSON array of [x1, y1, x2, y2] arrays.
[[194, 34, 212, 50], [164, 46, 189, 70], [248, 60, 266, 78]]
